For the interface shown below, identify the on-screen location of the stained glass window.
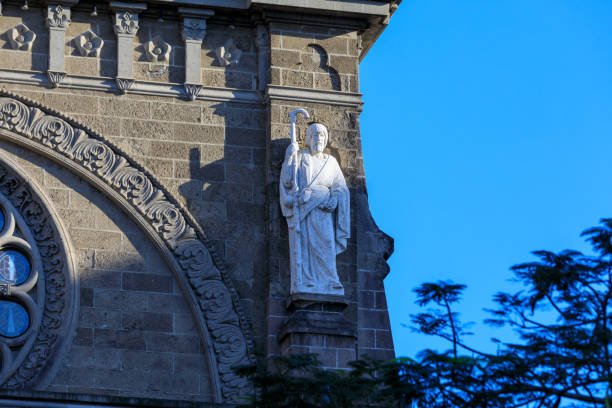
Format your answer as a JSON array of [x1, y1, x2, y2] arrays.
[[0, 207, 35, 340], [0, 250, 30, 285], [0, 300, 29, 338]]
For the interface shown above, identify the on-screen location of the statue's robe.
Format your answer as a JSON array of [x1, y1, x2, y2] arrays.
[[280, 149, 350, 295]]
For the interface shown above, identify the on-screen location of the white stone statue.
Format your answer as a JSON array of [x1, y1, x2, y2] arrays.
[[280, 109, 350, 296]]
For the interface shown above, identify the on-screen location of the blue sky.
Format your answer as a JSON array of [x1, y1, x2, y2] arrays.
[[359, 0, 612, 357]]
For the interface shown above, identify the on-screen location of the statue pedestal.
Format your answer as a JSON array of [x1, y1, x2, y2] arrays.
[[279, 293, 356, 369]]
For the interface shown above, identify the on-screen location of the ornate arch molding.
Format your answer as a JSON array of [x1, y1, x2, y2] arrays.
[[0, 90, 253, 402]]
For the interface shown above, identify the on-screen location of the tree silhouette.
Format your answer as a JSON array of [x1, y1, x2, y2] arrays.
[[237, 219, 612, 407]]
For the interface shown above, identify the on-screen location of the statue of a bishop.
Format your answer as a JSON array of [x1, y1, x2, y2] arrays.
[[280, 121, 350, 296]]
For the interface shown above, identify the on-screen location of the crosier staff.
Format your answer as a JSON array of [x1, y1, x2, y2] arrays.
[[287, 108, 309, 288]]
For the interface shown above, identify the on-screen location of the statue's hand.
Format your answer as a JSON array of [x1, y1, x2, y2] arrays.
[[282, 171, 293, 189], [285, 141, 299, 158], [298, 188, 312, 204], [319, 197, 338, 212]]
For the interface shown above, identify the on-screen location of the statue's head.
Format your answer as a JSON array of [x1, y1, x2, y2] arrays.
[[306, 123, 328, 154]]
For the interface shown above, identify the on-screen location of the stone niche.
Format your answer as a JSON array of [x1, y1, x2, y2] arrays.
[[0, 0, 399, 405]]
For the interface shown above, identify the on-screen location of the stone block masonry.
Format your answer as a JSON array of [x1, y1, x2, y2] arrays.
[[0, 140, 213, 401], [0, 0, 399, 405]]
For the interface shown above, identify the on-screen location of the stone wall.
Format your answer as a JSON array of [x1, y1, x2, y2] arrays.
[[0, 8, 47, 71], [3, 82, 268, 349], [0, 139, 213, 402], [265, 21, 394, 367], [269, 23, 359, 93], [0, 0, 398, 403]]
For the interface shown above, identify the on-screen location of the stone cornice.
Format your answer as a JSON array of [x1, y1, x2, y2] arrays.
[[140, 0, 392, 16], [0, 70, 262, 104], [250, 0, 390, 17], [266, 85, 363, 108]]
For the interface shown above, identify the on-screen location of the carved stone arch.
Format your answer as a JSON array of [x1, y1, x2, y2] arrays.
[[0, 91, 253, 403], [299, 44, 341, 91]]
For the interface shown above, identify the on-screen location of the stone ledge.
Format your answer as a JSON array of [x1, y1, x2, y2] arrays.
[[279, 309, 356, 340], [286, 292, 347, 309], [266, 85, 363, 107], [279, 293, 356, 342]]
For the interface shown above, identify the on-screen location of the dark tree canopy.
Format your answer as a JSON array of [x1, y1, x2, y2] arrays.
[[238, 219, 612, 407]]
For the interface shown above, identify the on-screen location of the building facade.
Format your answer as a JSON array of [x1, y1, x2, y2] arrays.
[[0, 0, 398, 405]]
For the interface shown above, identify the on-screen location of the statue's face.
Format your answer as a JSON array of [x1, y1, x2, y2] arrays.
[[309, 130, 326, 153]]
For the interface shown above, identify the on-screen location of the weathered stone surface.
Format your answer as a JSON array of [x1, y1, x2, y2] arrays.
[[0, 0, 397, 403], [0, 142, 215, 401]]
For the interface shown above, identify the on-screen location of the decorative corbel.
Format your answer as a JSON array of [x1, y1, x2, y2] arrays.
[[110, 1, 147, 94], [45, 1, 76, 88], [179, 7, 214, 101]]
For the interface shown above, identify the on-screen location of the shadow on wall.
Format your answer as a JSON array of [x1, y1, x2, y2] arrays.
[[0, 140, 214, 401], [268, 26, 353, 92], [0, 9, 48, 71], [176, 103, 268, 349], [298, 44, 341, 91]]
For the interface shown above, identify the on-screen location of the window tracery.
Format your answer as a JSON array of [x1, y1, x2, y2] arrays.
[[0, 194, 43, 379]]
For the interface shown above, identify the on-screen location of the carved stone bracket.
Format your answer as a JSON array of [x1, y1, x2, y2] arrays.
[[0, 92, 253, 402], [46, 71, 66, 88], [115, 78, 135, 94], [184, 83, 203, 101]]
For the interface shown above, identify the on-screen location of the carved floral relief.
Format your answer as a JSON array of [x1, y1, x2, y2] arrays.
[[215, 38, 242, 66], [182, 18, 207, 42], [144, 36, 171, 63], [7, 24, 36, 51], [114, 11, 138, 35], [74, 30, 103, 57], [46, 4, 70, 28]]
